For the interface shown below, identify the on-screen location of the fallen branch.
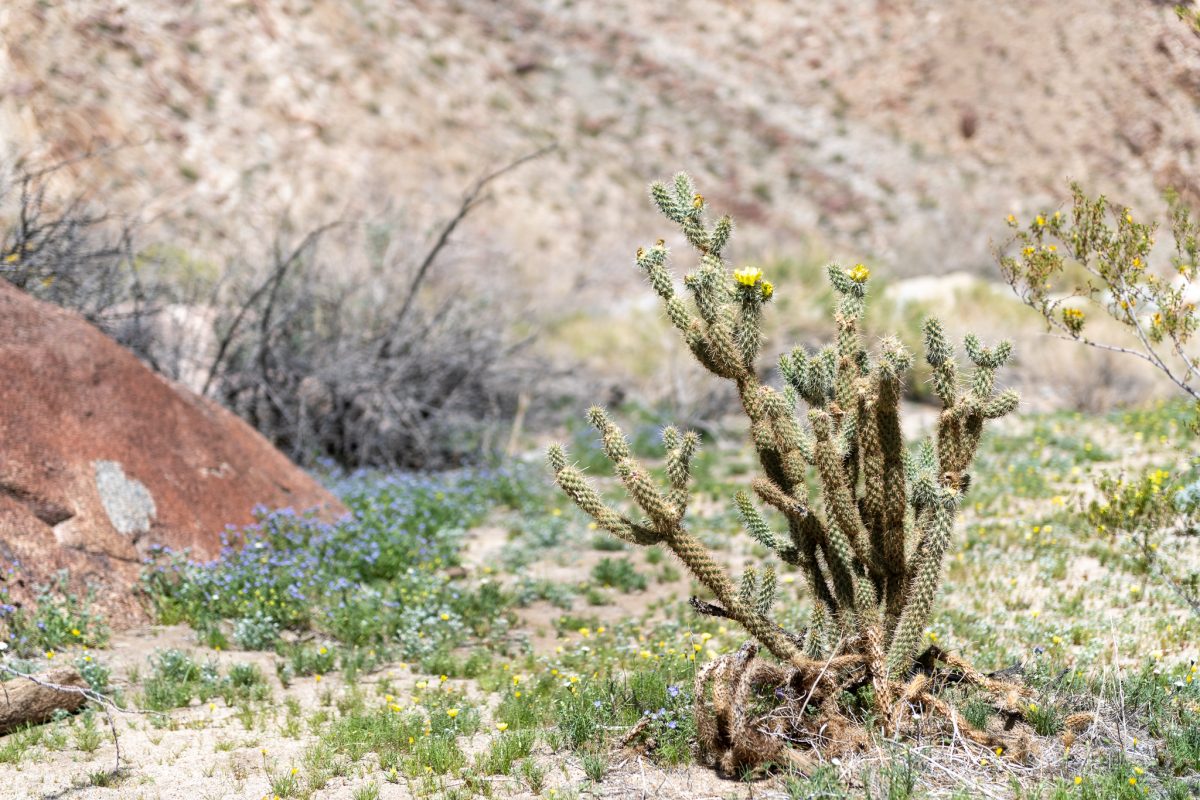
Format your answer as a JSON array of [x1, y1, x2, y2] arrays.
[[0, 666, 88, 734], [0, 661, 166, 774]]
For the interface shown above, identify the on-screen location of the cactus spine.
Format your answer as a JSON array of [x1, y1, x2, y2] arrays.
[[548, 173, 1017, 679]]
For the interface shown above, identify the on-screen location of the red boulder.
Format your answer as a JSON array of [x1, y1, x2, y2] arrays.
[[0, 281, 346, 625]]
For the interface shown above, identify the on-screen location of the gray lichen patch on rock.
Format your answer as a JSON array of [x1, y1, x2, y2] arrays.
[[94, 460, 156, 535]]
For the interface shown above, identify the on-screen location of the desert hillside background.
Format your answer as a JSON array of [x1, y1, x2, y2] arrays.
[[3, 1, 1199, 347]]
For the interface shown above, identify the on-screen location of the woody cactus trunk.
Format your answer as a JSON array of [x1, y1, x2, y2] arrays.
[[548, 174, 1036, 772]]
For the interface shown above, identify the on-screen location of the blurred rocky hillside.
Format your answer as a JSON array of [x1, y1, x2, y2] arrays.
[[1, 1, 1197, 420], [4, 2, 1199, 299]]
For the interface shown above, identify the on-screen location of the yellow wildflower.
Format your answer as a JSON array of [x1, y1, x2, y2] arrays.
[[496, 722, 508, 731], [733, 267, 763, 287], [848, 263, 870, 283], [447, 708, 459, 718]]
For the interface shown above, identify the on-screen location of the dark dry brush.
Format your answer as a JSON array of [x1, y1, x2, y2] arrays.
[[549, 174, 1060, 774], [0, 158, 157, 362], [0, 156, 544, 470]]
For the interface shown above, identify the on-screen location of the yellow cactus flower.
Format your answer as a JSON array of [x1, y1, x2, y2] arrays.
[[733, 267, 763, 287], [848, 263, 870, 283], [760, 280, 774, 299]]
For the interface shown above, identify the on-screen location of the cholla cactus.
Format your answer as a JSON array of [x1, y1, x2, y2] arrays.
[[548, 174, 1030, 770]]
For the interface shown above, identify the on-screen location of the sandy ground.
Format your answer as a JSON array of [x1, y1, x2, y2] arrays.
[[3, 623, 763, 800]]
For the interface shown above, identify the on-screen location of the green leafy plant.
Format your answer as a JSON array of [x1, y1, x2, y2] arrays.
[[548, 173, 1032, 772], [1089, 466, 1200, 613], [1000, 188, 1200, 612], [0, 571, 108, 657], [998, 185, 1198, 413], [590, 557, 647, 593]]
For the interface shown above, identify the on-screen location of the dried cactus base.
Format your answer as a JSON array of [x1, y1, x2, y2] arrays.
[[686, 642, 1045, 777]]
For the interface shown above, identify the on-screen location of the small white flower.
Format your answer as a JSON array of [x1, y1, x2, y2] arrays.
[[0, 641, 8, 651]]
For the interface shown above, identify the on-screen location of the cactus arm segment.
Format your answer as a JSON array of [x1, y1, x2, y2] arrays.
[[886, 490, 959, 675]]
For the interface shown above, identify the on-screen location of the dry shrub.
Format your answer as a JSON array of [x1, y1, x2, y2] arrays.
[[0, 155, 548, 469]]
